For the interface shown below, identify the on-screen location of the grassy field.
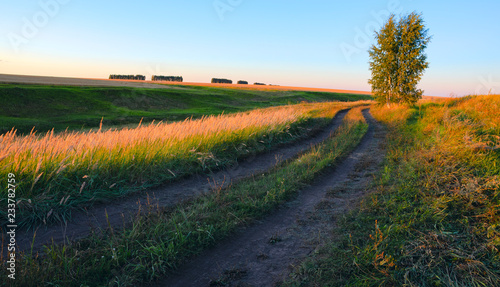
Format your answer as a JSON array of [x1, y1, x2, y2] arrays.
[[287, 95, 500, 286], [0, 83, 369, 227], [1, 105, 369, 286], [7, 81, 497, 286], [0, 101, 368, 228], [0, 84, 370, 135]]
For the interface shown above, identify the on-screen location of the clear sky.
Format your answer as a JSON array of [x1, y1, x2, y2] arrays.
[[1, 0, 499, 96]]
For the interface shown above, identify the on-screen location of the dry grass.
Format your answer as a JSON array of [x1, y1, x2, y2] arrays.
[[370, 96, 500, 285], [449, 94, 500, 132], [0, 102, 362, 226], [1, 102, 371, 287], [370, 104, 413, 126], [343, 106, 367, 123], [288, 95, 500, 286]]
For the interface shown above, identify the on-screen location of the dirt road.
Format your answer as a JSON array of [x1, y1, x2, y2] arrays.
[[13, 110, 350, 255], [157, 109, 386, 286]]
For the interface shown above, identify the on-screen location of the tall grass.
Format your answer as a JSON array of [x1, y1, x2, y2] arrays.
[[287, 95, 500, 286], [2, 106, 369, 286], [0, 102, 358, 226], [449, 94, 500, 132]]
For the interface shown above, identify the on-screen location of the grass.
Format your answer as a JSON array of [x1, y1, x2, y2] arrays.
[[286, 95, 500, 286], [1, 102, 372, 228], [0, 84, 371, 135], [1, 106, 369, 286]]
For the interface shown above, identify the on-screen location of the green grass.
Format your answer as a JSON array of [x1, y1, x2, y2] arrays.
[[2, 103, 354, 228], [0, 84, 371, 135], [2, 108, 369, 287], [286, 98, 500, 286]]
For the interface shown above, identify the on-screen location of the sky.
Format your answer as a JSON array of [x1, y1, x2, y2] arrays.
[[0, 0, 499, 97]]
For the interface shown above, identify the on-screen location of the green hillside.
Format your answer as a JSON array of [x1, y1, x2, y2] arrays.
[[0, 84, 371, 134]]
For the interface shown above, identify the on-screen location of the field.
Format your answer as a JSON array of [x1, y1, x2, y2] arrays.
[[0, 73, 372, 94], [1, 101, 363, 227], [1, 77, 499, 286], [0, 80, 370, 135]]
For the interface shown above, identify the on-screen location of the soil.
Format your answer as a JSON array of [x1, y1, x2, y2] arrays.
[[153, 109, 387, 287], [12, 110, 350, 254]]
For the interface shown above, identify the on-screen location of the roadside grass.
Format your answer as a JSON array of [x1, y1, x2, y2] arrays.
[[1, 106, 369, 286], [286, 95, 500, 286], [1, 102, 370, 228], [0, 84, 371, 135]]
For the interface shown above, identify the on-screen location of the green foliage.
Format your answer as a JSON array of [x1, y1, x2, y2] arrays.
[[368, 12, 431, 105], [109, 75, 146, 80], [211, 78, 233, 84], [151, 75, 183, 82]]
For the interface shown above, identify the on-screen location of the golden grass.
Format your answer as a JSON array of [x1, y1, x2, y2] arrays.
[[365, 94, 500, 285], [0, 102, 372, 286], [370, 104, 413, 126], [0, 102, 355, 203], [449, 94, 500, 131], [344, 105, 368, 123]]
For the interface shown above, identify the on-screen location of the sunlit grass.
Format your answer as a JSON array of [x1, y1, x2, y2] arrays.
[[2, 105, 370, 286], [0, 102, 367, 226], [449, 94, 500, 132], [287, 95, 500, 286]]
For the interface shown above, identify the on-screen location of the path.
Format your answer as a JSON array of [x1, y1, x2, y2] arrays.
[[12, 110, 350, 254], [157, 109, 386, 286]]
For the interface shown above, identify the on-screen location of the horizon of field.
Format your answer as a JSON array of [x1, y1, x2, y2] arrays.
[[0, 73, 457, 101], [0, 73, 373, 95], [0, 78, 372, 135]]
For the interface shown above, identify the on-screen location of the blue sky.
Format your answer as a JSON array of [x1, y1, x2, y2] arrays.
[[1, 0, 499, 96]]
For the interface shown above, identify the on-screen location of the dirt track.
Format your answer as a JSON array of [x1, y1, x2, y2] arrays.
[[13, 110, 351, 254], [156, 109, 386, 286]]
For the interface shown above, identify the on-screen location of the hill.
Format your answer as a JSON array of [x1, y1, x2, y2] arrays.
[[0, 78, 371, 134]]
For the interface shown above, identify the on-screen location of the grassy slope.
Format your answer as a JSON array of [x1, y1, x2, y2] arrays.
[[6, 107, 369, 287], [0, 84, 371, 134], [287, 96, 500, 286]]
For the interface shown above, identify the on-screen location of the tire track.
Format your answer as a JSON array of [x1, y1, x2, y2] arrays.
[[12, 109, 350, 254], [158, 109, 387, 287]]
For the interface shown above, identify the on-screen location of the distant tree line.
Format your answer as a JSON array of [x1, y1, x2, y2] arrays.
[[237, 80, 248, 85], [212, 78, 233, 84], [254, 82, 266, 86], [152, 75, 183, 82], [109, 75, 146, 81]]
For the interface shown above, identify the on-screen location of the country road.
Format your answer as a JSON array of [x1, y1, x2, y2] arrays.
[[159, 109, 386, 286]]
